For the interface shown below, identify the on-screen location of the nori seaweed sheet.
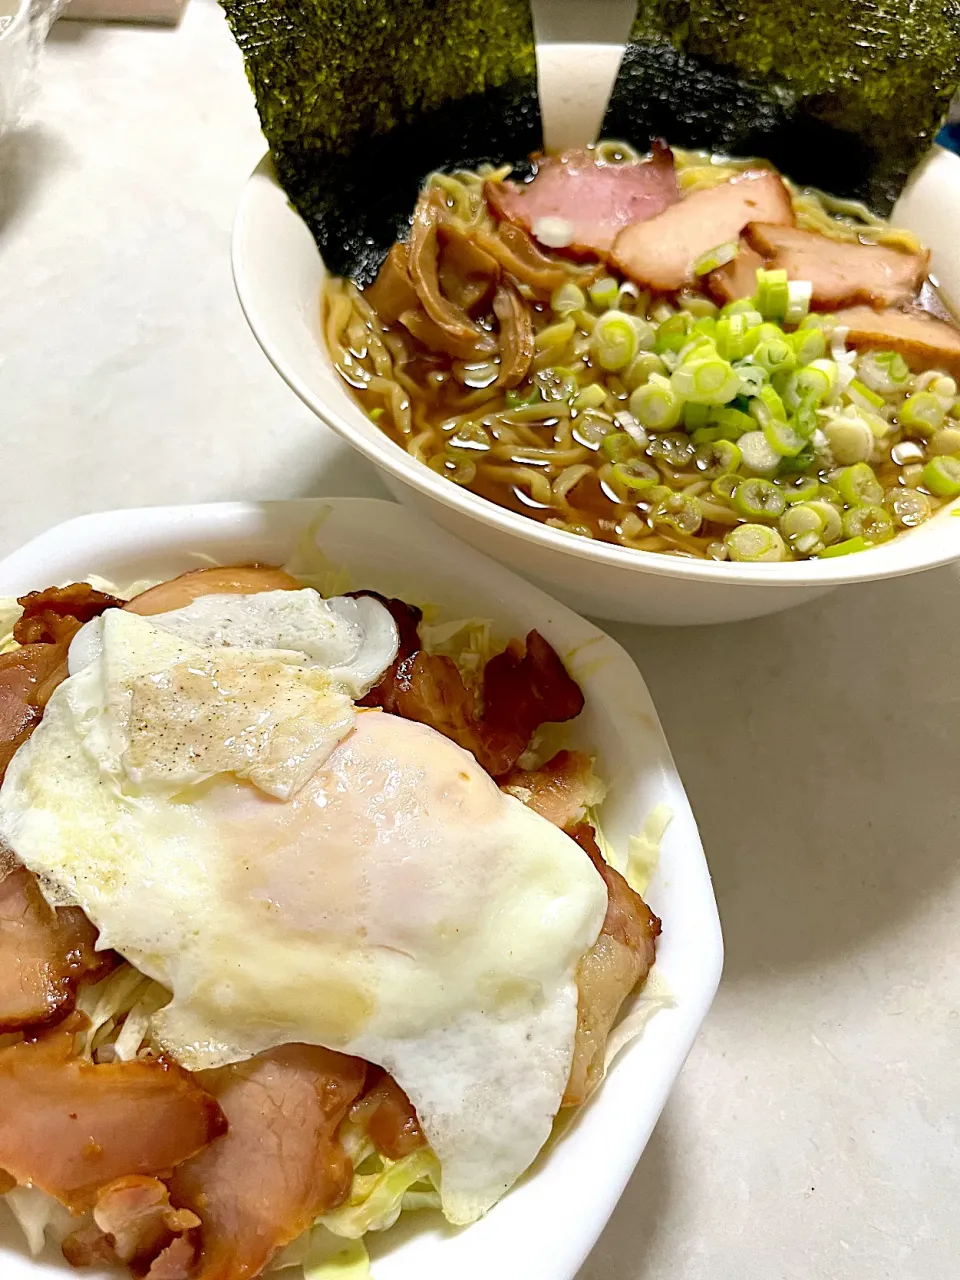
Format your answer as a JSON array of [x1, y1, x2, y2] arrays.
[[220, 0, 540, 284], [603, 0, 960, 214]]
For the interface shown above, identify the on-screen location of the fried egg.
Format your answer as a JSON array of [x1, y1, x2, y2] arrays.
[[0, 591, 607, 1224]]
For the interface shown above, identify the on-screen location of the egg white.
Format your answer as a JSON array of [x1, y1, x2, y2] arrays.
[[0, 594, 607, 1224]]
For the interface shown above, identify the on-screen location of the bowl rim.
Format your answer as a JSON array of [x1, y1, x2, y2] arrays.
[[232, 152, 960, 592]]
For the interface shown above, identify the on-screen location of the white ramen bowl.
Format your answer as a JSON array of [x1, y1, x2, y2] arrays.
[[0, 496, 721, 1280], [231, 57, 960, 624]]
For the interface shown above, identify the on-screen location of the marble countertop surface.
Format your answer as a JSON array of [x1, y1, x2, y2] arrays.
[[1, 4, 957, 1276]]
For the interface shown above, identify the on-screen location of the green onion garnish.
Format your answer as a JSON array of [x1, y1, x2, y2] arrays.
[[784, 280, 813, 326], [551, 282, 587, 315], [629, 375, 683, 430], [756, 268, 790, 321], [651, 492, 704, 535], [587, 277, 619, 311], [733, 477, 787, 520], [573, 383, 608, 411], [841, 503, 895, 543], [725, 524, 788, 562], [671, 356, 741, 405], [693, 241, 740, 276], [921, 455, 960, 498], [612, 459, 660, 492], [817, 535, 871, 558], [835, 462, 883, 506], [590, 310, 639, 371], [900, 392, 946, 437]]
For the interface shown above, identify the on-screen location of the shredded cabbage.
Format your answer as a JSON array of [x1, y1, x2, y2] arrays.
[[418, 616, 498, 684], [319, 1149, 441, 1240], [302, 1233, 371, 1280], [603, 967, 676, 1070], [74, 963, 170, 1061], [281, 510, 352, 597], [2, 1186, 75, 1256], [625, 803, 673, 896]]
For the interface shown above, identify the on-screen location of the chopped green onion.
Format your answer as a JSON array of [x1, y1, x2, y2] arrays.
[[733, 477, 787, 520], [841, 503, 895, 543], [684, 402, 712, 430], [651, 492, 703, 535], [927, 425, 960, 456], [780, 502, 825, 551], [650, 300, 675, 325], [711, 474, 741, 502], [835, 461, 883, 506], [671, 356, 741, 405], [824, 413, 875, 465], [921, 455, 960, 498], [602, 432, 634, 463], [763, 418, 807, 458], [535, 317, 576, 351], [775, 474, 820, 504], [572, 411, 614, 449], [722, 298, 760, 317], [900, 392, 946, 437], [647, 431, 695, 470], [693, 241, 740, 276], [753, 337, 796, 376], [784, 363, 832, 408], [916, 371, 958, 404], [756, 268, 790, 320], [784, 280, 813, 326], [716, 315, 748, 362], [749, 384, 788, 428], [885, 487, 931, 528], [623, 351, 666, 390], [695, 439, 742, 477], [691, 425, 721, 444], [638, 484, 674, 506], [681, 294, 720, 319], [817, 535, 870, 558], [590, 311, 639, 370], [857, 349, 911, 394], [629, 375, 683, 430], [654, 314, 691, 355], [805, 358, 840, 397], [612, 459, 660, 492], [792, 398, 819, 441], [725, 524, 788, 562], [711, 406, 756, 440], [805, 499, 843, 543], [573, 383, 608, 410], [551, 282, 586, 315], [792, 327, 827, 364], [587, 277, 619, 310], [800, 312, 836, 331], [778, 446, 817, 478], [739, 429, 781, 475], [691, 316, 718, 342], [735, 364, 768, 397], [844, 378, 885, 413]]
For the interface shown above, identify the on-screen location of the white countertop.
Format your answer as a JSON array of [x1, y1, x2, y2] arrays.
[[2, 4, 958, 1276]]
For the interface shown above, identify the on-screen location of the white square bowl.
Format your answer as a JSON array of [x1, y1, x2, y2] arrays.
[[0, 497, 722, 1280]]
